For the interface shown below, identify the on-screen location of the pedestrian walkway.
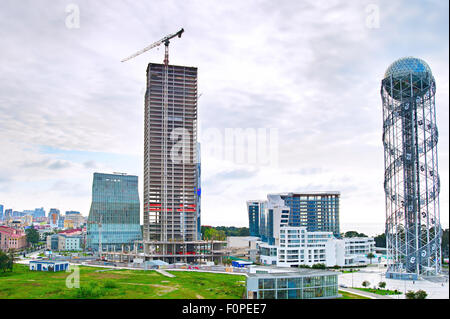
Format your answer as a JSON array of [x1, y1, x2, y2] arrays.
[[156, 269, 176, 278], [340, 287, 393, 299]]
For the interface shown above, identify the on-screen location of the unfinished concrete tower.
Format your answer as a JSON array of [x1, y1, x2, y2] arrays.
[[143, 63, 198, 244]]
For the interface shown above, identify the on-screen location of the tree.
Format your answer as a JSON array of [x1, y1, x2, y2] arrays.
[[378, 282, 386, 290], [312, 263, 326, 269], [344, 231, 368, 238], [374, 233, 386, 248], [405, 291, 417, 299], [7, 252, 15, 272], [367, 252, 375, 264], [0, 250, 14, 272], [362, 280, 370, 288], [415, 290, 427, 299], [202, 226, 250, 238], [25, 226, 40, 246], [202, 227, 226, 241]]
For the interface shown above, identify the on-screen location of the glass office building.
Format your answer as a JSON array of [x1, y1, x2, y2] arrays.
[[87, 173, 142, 251], [247, 200, 265, 237], [246, 270, 339, 299], [280, 192, 340, 238], [33, 208, 46, 218]]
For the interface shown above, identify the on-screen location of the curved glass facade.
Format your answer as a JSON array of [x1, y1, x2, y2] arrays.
[[87, 173, 142, 251]]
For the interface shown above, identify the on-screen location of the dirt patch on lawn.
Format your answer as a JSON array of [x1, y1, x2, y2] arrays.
[[196, 294, 204, 299], [86, 273, 125, 280], [122, 283, 179, 296]]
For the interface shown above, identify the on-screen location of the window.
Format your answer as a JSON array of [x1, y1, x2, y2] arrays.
[[303, 288, 314, 299], [288, 278, 301, 289], [262, 290, 275, 299], [277, 290, 287, 299], [277, 278, 288, 289], [263, 278, 275, 290]]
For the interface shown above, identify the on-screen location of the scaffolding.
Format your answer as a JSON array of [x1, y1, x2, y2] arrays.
[[381, 57, 441, 278]]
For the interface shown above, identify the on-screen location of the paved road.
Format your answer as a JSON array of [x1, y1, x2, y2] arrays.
[[339, 267, 449, 299], [340, 287, 393, 299]]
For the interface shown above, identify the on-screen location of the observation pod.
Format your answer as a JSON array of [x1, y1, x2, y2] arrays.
[[381, 57, 441, 279]]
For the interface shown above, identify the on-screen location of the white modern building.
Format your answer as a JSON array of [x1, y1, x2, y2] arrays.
[[259, 226, 375, 268]]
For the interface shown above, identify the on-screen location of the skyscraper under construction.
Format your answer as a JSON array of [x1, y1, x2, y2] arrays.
[[143, 63, 199, 243], [114, 29, 224, 264]]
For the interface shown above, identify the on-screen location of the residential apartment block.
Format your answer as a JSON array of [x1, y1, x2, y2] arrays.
[[249, 192, 340, 241], [0, 225, 27, 251], [259, 226, 375, 267]]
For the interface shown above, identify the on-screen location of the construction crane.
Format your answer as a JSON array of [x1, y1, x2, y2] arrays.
[[121, 28, 185, 247], [121, 28, 184, 64], [87, 215, 103, 259]]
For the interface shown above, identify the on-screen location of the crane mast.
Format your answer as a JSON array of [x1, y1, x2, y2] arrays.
[[121, 29, 184, 246]]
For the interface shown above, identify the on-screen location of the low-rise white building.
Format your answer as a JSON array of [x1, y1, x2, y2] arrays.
[[57, 234, 82, 251], [227, 236, 260, 249], [259, 226, 375, 268]]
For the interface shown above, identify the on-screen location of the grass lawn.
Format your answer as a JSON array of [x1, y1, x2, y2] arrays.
[[340, 269, 360, 274], [337, 290, 370, 299], [354, 287, 401, 296], [0, 264, 246, 299]]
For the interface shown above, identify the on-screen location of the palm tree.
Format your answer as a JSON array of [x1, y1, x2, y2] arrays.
[[367, 252, 375, 264]]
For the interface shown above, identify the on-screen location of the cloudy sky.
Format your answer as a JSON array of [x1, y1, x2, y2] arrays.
[[0, 0, 448, 236]]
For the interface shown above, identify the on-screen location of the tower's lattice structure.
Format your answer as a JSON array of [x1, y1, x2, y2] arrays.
[[381, 57, 441, 277]]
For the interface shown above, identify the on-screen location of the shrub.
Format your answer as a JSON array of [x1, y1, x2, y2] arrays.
[[103, 280, 118, 289], [415, 290, 427, 299], [362, 280, 370, 288], [75, 283, 105, 298], [405, 290, 416, 299], [312, 263, 326, 269]]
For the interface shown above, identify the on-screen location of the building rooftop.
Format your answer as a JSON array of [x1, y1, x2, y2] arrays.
[[247, 268, 338, 278], [277, 191, 341, 196], [29, 260, 69, 264]]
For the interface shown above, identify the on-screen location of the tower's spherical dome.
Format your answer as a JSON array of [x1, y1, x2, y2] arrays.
[[384, 57, 432, 80], [382, 57, 435, 101]]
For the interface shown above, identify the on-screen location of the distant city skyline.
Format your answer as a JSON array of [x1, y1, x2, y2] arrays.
[[0, 1, 448, 237]]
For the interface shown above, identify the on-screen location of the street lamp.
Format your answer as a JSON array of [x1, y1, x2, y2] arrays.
[[352, 269, 354, 288]]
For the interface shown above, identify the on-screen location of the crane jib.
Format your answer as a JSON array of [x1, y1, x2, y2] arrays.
[[121, 28, 184, 63]]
